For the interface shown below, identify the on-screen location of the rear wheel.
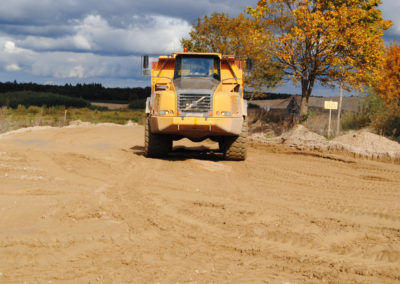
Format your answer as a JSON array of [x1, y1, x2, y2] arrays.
[[220, 117, 248, 161], [144, 117, 172, 157]]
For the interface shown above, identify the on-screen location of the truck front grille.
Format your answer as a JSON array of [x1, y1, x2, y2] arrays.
[[178, 93, 211, 113]]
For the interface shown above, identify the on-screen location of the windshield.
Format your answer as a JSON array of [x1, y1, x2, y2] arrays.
[[174, 55, 220, 80]]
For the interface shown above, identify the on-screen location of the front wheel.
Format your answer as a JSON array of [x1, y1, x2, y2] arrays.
[[144, 117, 172, 157], [220, 117, 248, 161]]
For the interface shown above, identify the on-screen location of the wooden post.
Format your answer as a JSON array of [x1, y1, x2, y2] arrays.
[[328, 109, 332, 138], [336, 82, 343, 137], [324, 101, 337, 138], [64, 110, 67, 125]]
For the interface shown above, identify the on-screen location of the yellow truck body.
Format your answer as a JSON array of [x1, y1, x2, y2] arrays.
[[145, 52, 248, 160]]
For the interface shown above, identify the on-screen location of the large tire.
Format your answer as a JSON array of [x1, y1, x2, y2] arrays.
[[221, 117, 248, 161], [144, 117, 172, 157]]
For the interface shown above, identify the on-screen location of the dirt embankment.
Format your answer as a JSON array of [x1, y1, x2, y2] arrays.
[[0, 123, 400, 283], [251, 124, 400, 162]]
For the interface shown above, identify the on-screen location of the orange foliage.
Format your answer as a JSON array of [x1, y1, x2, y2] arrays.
[[247, 0, 392, 116], [182, 1, 392, 117], [181, 13, 283, 91], [181, 13, 252, 55], [374, 42, 400, 103]]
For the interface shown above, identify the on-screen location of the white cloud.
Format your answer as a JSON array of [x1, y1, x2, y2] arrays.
[[0, 12, 191, 83], [15, 14, 191, 55], [0, 0, 256, 26], [381, 0, 400, 38], [5, 64, 21, 71], [4, 41, 23, 54], [0, 37, 142, 80]]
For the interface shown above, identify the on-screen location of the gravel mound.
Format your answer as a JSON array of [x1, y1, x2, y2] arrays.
[[250, 125, 400, 160], [250, 125, 329, 150], [330, 130, 400, 159], [280, 125, 329, 150]]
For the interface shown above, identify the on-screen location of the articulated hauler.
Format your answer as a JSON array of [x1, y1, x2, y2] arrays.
[[144, 52, 248, 160]]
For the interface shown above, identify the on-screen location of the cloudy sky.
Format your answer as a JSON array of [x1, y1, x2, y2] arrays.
[[0, 0, 399, 95]]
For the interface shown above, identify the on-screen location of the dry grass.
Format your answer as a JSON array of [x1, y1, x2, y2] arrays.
[[0, 106, 145, 134], [302, 109, 341, 137]]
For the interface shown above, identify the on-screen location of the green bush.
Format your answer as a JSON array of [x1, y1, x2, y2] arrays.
[[248, 102, 260, 109], [0, 91, 90, 108], [372, 101, 400, 140], [341, 90, 386, 131], [340, 90, 400, 140], [27, 105, 42, 114]]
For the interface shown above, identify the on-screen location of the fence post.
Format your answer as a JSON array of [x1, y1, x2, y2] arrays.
[[64, 110, 67, 126]]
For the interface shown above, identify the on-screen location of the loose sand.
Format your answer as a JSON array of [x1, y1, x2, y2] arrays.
[[251, 124, 400, 161], [0, 123, 399, 283]]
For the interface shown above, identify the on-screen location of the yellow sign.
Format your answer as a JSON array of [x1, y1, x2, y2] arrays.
[[324, 101, 338, 110]]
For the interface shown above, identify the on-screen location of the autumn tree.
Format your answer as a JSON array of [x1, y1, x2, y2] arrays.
[[247, 0, 392, 118], [373, 42, 400, 103], [181, 13, 283, 92], [181, 13, 246, 55]]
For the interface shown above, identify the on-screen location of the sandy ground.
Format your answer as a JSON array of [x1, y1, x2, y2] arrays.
[[0, 124, 400, 283]]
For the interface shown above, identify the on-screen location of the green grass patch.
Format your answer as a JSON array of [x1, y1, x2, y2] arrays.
[[0, 106, 145, 134]]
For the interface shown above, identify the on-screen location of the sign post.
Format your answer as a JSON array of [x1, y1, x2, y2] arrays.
[[324, 101, 338, 137], [336, 82, 343, 137]]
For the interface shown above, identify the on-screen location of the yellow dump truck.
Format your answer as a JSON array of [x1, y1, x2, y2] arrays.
[[144, 52, 248, 160]]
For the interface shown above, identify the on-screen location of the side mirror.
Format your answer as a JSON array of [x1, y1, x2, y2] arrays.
[[246, 58, 253, 71], [142, 55, 150, 76], [143, 55, 149, 69]]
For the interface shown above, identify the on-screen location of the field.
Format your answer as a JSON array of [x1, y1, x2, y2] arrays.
[[0, 123, 399, 283], [0, 106, 144, 134]]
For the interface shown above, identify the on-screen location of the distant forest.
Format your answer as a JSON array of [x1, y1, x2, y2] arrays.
[[0, 81, 300, 103], [0, 81, 151, 102]]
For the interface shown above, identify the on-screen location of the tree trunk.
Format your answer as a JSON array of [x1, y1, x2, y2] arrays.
[[299, 95, 309, 119], [336, 82, 343, 137], [299, 76, 315, 120], [300, 79, 310, 119]]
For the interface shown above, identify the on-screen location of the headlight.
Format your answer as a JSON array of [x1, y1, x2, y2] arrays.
[[158, 110, 174, 115], [221, 111, 232, 116]]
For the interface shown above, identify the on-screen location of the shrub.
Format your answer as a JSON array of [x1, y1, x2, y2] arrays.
[[27, 106, 42, 114], [340, 90, 400, 140], [372, 101, 400, 139], [248, 102, 260, 109], [341, 90, 386, 131]]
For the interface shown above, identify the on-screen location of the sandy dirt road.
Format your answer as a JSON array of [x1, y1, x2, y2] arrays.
[[0, 124, 399, 283]]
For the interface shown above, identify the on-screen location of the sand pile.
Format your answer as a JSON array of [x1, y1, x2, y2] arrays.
[[0, 126, 53, 138], [330, 130, 400, 159], [250, 125, 329, 150], [251, 125, 400, 160], [0, 121, 137, 139], [280, 125, 329, 150]]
